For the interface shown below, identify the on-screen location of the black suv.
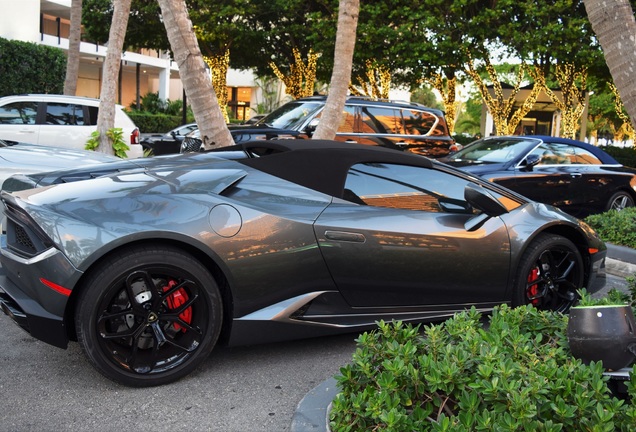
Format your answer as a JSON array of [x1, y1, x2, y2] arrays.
[[182, 96, 454, 157]]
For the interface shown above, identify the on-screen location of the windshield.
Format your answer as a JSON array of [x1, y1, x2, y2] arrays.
[[448, 138, 540, 163], [257, 101, 322, 129]]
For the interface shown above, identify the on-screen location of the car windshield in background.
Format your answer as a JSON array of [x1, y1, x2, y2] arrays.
[[257, 101, 322, 129], [448, 138, 540, 163]]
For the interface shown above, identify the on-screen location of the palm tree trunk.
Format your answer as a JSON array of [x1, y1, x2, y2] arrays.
[[312, 0, 359, 140], [156, 0, 234, 149], [95, 0, 131, 155], [584, 0, 636, 128], [63, 0, 82, 95]]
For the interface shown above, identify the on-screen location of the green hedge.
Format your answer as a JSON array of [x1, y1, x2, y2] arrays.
[[0, 37, 66, 96], [330, 307, 636, 431], [584, 207, 636, 249], [127, 113, 194, 134]]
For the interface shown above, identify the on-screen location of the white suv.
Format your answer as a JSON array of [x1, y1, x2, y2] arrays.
[[0, 94, 142, 158]]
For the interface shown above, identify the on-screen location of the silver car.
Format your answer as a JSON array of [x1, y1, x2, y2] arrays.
[[0, 140, 606, 386]]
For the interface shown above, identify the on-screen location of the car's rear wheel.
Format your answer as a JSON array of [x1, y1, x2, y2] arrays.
[[606, 191, 635, 212], [75, 245, 222, 387], [512, 234, 583, 313]]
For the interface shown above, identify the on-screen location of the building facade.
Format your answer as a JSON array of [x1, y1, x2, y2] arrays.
[[0, 0, 280, 121]]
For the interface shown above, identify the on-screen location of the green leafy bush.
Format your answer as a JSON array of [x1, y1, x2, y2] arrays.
[[85, 128, 129, 158], [330, 307, 636, 431], [584, 208, 636, 249], [0, 37, 65, 96], [127, 112, 193, 134]]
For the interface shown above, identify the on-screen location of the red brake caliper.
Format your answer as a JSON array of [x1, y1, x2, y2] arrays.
[[527, 267, 540, 306], [163, 280, 192, 332]]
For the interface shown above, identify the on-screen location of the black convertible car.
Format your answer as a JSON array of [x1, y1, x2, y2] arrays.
[[0, 140, 606, 386], [442, 135, 636, 217]]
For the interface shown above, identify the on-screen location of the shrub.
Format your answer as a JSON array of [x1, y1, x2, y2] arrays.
[[127, 112, 193, 134], [330, 306, 636, 431], [584, 208, 636, 249], [0, 37, 65, 96]]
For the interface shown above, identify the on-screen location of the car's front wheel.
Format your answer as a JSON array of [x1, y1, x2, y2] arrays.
[[75, 245, 222, 387], [512, 234, 583, 313]]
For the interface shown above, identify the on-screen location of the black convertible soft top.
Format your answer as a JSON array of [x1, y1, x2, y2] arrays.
[[235, 139, 434, 199]]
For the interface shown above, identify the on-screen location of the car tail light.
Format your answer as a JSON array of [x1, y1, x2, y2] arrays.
[[130, 128, 140, 144]]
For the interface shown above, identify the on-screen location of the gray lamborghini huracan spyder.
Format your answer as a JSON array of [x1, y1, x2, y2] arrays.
[[0, 140, 606, 386]]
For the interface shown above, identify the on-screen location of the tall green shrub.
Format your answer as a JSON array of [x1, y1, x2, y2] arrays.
[[0, 37, 66, 96]]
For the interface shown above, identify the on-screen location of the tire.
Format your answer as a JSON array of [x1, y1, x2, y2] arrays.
[[606, 191, 635, 212], [75, 245, 222, 387], [512, 234, 584, 313]]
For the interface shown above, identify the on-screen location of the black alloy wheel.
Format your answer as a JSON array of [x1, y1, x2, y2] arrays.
[[75, 245, 222, 387], [512, 234, 584, 313]]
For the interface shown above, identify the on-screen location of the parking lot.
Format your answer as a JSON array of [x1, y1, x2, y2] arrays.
[[0, 313, 357, 432], [0, 272, 630, 431]]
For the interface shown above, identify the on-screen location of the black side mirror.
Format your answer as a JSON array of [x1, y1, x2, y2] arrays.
[[464, 183, 508, 217], [522, 154, 541, 171]]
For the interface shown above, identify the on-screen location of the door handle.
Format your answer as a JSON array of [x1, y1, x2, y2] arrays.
[[570, 173, 582, 178], [324, 230, 366, 243]]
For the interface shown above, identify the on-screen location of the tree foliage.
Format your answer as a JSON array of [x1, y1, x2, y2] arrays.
[[82, 0, 169, 51]]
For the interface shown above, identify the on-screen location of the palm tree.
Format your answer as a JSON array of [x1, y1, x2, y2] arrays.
[[584, 0, 636, 128], [156, 0, 233, 149], [63, 0, 82, 95], [95, 0, 132, 155], [312, 0, 360, 140]]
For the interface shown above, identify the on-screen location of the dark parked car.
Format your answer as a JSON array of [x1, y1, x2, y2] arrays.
[[180, 124, 301, 152], [0, 140, 606, 386], [441, 135, 636, 218], [181, 96, 455, 157], [140, 123, 198, 155]]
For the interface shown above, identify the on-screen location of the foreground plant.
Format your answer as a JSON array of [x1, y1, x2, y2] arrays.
[[330, 306, 636, 431], [85, 127, 129, 158]]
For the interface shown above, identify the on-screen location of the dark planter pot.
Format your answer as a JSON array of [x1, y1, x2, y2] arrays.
[[567, 305, 636, 371]]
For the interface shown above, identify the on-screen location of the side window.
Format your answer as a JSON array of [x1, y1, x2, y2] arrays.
[[0, 102, 38, 125], [359, 107, 401, 134], [530, 143, 595, 165], [402, 109, 438, 136], [344, 162, 472, 213], [314, 105, 356, 133], [572, 147, 603, 164], [44, 103, 86, 125], [86, 106, 99, 126]]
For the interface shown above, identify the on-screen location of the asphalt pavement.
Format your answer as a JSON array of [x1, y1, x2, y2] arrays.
[[0, 244, 634, 432]]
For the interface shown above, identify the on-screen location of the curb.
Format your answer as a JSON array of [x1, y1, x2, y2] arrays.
[[290, 377, 337, 432], [606, 243, 636, 278], [291, 245, 636, 432]]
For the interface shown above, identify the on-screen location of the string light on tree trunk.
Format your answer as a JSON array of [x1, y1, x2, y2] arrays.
[[349, 59, 391, 99], [421, 73, 459, 135], [608, 82, 635, 142], [466, 55, 541, 136], [270, 48, 319, 99], [537, 63, 587, 139], [203, 50, 230, 123]]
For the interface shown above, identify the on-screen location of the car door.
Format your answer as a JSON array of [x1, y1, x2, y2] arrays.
[[314, 162, 511, 308], [0, 101, 40, 144], [512, 142, 586, 215], [37, 102, 94, 150]]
